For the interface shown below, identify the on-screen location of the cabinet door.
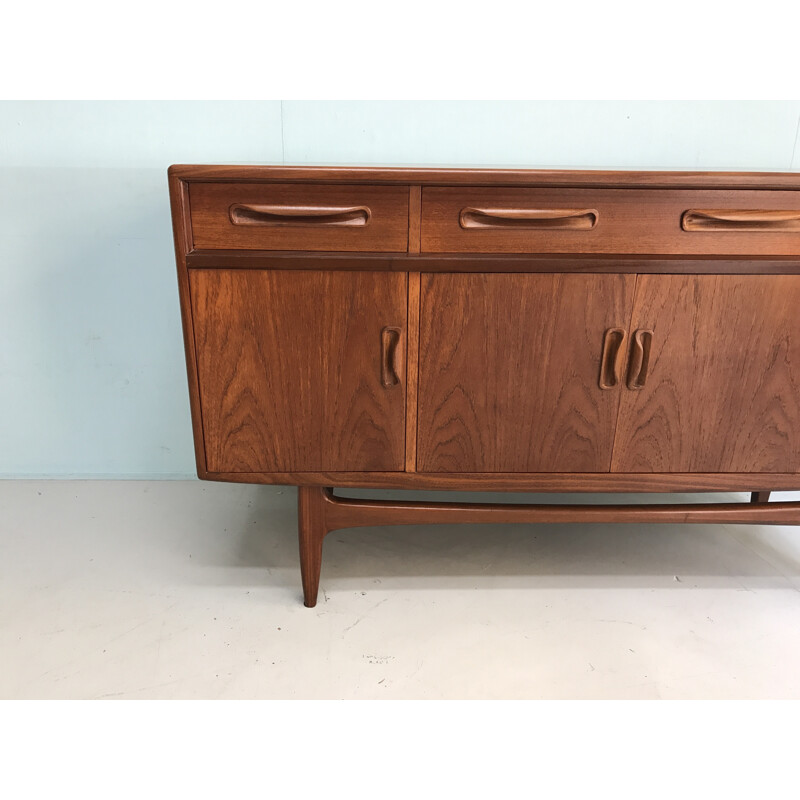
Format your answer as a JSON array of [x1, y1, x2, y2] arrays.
[[190, 269, 407, 473], [612, 275, 800, 473], [417, 273, 636, 472]]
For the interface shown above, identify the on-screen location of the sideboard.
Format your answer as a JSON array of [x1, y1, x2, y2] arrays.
[[169, 165, 800, 606]]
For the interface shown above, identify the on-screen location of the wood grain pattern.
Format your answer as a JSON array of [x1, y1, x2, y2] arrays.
[[204, 470, 800, 493], [169, 164, 800, 190], [168, 172, 208, 475], [185, 251, 800, 275], [421, 187, 800, 256], [417, 273, 635, 472], [320, 490, 800, 529], [190, 183, 409, 251], [612, 275, 800, 473], [405, 273, 421, 471], [408, 186, 421, 253], [298, 486, 329, 607], [303, 484, 800, 536], [189, 269, 407, 472]]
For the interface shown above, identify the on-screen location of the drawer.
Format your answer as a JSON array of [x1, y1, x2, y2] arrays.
[[421, 187, 800, 256], [190, 182, 410, 251]]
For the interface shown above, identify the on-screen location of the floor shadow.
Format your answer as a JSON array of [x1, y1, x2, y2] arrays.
[[225, 487, 800, 589]]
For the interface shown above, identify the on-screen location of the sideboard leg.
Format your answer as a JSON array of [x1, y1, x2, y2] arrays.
[[751, 491, 772, 504], [297, 486, 332, 608]]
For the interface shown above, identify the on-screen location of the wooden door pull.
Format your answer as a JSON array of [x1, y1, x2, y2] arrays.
[[681, 209, 800, 231], [381, 327, 401, 388], [598, 327, 627, 389], [229, 204, 371, 227], [459, 207, 598, 230], [627, 329, 653, 390]]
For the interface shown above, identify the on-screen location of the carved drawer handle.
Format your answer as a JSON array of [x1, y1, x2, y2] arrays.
[[229, 204, 371, 227], [381, 327, 402, 388], [459, 207, 598, 230], [627, 330, 653, 390], [598, 328, 627, 390], [681, 209, 800, 231]]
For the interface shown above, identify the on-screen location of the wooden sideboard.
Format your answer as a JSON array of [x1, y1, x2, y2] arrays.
[[169, 165, 800, 606]]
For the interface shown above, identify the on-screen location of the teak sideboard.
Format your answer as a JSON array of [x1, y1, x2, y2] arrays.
[[169, 165, 800, 606]]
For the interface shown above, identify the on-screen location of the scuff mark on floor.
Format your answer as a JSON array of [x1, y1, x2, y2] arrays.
[[342, 598, 387, 635]]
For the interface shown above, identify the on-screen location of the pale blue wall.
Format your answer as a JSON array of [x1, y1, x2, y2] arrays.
[[2, 101, 799, 477]]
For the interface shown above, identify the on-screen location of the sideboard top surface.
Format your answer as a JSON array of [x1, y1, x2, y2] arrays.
[[168, 164, 800, 190]]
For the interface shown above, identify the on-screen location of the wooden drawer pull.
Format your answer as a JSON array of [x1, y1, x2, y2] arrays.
[[229, 203, 371, 227], [381, 327, 402, 388], [681, 209, 800, 231], [627, 329, 653, 390], [459, 207, 598, 230], [598, 327, 627, 390]]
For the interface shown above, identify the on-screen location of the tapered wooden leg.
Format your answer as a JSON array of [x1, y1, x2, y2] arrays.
[[295, 487, 800, 606], [297, 486, 331, 608]]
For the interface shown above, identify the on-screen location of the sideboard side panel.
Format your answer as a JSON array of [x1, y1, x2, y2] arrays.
[[169, 173, 209, 475]]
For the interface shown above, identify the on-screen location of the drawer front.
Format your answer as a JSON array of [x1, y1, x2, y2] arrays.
[[421, 187, 800, 256], [190, 183, 410, 251]]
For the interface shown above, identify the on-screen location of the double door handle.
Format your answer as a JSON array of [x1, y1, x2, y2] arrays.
[[626, 329, 653, 390], [599, 327, 654, 390], [599, 328, 628, 389], [384, 324, 650, 392]]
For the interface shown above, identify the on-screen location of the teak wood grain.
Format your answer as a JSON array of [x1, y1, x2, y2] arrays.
[[211, 470, 800, 492], [405, 272, 421, 471], [612, 275, 800, 473], [168, 170, 208, 474], [408, 186, 422, 254], [417, 273, 635, 472], [421, 188, 800, 256], [189, 269, 407, 472]]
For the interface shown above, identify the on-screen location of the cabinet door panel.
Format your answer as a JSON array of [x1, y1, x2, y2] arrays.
[[190, 269, 407, 472], [417, 273, 636, 472], [612, 275, 800, 473]]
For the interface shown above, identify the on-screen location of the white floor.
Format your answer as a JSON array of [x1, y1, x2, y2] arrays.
[[2, 480, 800, 699]]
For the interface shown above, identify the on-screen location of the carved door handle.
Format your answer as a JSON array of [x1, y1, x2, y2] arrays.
[[598, 328, 627, 389], [381, 327, 402, 388], [627, 330, 653, 390]]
